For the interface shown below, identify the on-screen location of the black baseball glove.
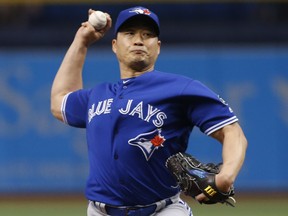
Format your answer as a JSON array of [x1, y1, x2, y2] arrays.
[[166, 152, 236, 206]]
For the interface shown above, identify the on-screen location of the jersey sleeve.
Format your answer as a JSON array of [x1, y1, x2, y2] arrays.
[[61, 89, 90, 128], [182, 80, 238, 135]]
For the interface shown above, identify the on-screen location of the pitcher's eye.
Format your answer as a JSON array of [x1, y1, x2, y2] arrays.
[[143, 31, 156, 38], [124, 31, 134, 35]]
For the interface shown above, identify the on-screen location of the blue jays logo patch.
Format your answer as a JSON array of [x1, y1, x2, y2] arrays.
[[128, 129, 165, 161], [129, 8, 151, 16]]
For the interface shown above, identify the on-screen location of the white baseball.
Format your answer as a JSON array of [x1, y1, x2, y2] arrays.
[[88, 11, 107, 30]]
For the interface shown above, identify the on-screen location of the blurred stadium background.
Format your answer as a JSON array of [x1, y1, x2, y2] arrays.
[[1, 0, 288, 215]]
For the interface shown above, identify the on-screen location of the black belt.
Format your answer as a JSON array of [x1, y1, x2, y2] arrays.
[[93, 197, 174, 216]]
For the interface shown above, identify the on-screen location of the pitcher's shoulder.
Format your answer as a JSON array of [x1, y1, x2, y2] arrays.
[[153, 70, 195, 82]]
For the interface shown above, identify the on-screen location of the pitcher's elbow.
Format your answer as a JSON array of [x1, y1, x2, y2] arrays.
[[50, 102, 63, 122]]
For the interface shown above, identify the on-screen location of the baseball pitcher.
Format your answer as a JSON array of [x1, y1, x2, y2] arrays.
[[50, 6, 247, 216]]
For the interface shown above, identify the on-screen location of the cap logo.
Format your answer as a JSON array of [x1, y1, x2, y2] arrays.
[[129, 8, 151, 16]]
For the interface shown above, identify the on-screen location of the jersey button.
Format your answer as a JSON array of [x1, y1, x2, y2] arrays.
[[114, 154, 119, 160], [119, 95, 123, 99], [123, 86, 127, 89]]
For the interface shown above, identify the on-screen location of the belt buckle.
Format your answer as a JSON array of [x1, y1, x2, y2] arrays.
[[125, 205, 156, 216], [125, 206, 139, 215], [105, 205, 138, 216], [102, 199, 169, 216]]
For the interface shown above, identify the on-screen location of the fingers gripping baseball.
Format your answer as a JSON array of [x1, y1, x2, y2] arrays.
[[88, 9, 112, 30], [75, 9, 112, 47], [88, 10, 107, 30]]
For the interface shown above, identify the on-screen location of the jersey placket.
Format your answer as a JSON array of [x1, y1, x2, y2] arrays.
[[110, 79, 134, 189]]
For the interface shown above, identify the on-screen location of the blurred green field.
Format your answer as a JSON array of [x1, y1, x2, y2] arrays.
[[0, 194, 287, 216]]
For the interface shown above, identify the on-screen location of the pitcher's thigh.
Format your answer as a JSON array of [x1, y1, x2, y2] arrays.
[[87, 201, 108, 216], [154, 200, 193, 216]]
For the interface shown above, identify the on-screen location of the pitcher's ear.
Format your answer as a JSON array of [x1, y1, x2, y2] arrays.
[[112, 39, 117, 53]]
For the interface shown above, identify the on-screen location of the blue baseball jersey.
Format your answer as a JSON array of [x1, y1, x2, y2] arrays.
[[61, 70, 238, 206]]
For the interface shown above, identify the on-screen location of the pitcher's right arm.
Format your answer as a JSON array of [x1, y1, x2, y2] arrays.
[[50, 10, 112, 121]]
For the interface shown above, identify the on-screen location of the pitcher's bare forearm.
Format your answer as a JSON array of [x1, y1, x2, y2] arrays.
[[196, 122, 247, 203], [212, 123, 248, 189], [50, 37, 88, 121]]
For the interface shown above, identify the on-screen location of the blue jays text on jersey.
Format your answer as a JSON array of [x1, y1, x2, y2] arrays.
[[88, 98, 167, 127], [61, 70, 238, 206]]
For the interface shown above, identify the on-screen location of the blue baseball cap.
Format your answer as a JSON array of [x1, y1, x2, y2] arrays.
[[114, 6, 160, 36]]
